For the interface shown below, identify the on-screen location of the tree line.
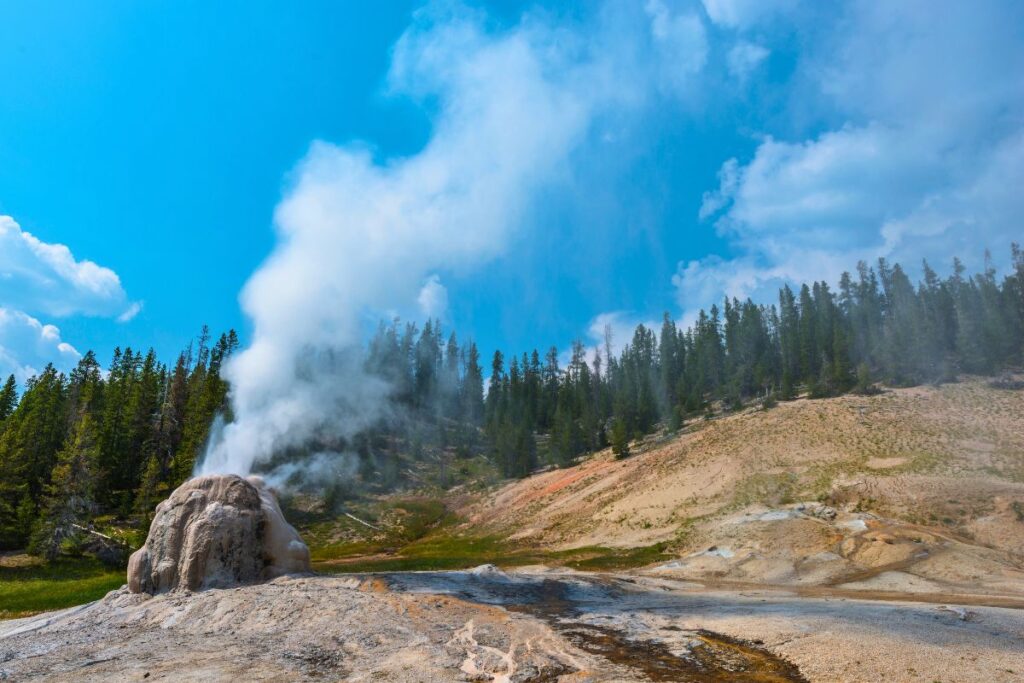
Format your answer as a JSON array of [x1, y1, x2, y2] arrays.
[[354, 246, 1022, 479], [476, 248, 1024, 476], [0, 328, 236, 553], [0, 246, 1021, 556]]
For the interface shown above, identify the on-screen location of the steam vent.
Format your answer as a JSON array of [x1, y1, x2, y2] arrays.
[[127, 474, 311, 594]]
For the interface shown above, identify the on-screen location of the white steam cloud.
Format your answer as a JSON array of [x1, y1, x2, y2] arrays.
[[417, 275, 449, 320], [198, 3, 706, 477]]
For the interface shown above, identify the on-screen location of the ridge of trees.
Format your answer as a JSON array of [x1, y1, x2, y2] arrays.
[[370, 247, 1024, 478]]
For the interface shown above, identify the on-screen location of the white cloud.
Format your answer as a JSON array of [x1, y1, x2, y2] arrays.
[[645, 0, 709, 93], [727, 41, 769, 81], [586, 311, 661, 360], [416, 274, 448, 319], [0, 215, 139, 320], [704, 124, 936, 252], [0, 307, 81, 383], [117, 301, 144, 323], [0, 215, 139, 381], [698, 157, 740, 220], [684, 1, 1024, 309], [701, 0, 798, 29], [673, 250, 853, 323]]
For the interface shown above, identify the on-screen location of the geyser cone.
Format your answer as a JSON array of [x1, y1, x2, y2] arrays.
[[128, 474, 311, 594]]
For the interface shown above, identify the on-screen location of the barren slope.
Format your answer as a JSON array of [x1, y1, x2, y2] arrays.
[[463, 380, 1024, 597]]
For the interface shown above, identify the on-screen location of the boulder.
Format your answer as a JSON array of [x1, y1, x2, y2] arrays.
[[128, 474, 311, 594]]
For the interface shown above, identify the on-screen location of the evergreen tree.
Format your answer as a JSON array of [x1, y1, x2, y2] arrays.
[[778, 286, 800, 399], [797, 284, 817, 385], [0, 375, 18, 426], [610, 418, 630, 460], [135, 452, 165, 526], [30, 413, 100, 560], [461, 342, 484, 425]]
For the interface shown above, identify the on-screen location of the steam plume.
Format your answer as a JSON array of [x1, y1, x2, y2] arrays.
[[198, 4, 684, 476]]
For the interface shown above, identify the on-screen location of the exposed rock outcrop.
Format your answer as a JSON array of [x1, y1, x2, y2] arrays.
[[127, 474, 310, 594]]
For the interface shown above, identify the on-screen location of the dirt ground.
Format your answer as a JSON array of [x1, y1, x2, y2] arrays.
[[2, 569, 1022, 682], [464, 381, 1024, 598]]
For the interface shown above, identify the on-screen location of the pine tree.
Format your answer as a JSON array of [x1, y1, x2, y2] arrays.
[[0, 375, 17, 426], [485, 350, 505, 431], [610, 418, 630, 460], [155, 353, 189, 478], [461, 342, 484, 425], [0, 366, 67, 503], [443, 332, 461, 418], [797, 284, 817, 386], [831, 316, 853, 391], [30, 413, 100, 560], [135, 452, 166, 527], [778, 286, 800, 399]]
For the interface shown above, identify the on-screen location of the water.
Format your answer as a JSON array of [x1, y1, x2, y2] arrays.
[[381, 570, 807, 682]]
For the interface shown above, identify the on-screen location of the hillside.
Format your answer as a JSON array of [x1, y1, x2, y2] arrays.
[[458, 378, 1024, 600]]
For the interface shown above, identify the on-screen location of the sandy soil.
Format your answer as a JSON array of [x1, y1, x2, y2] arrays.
[[2, 569, 1022, 682], [464, 381, 1024, 597]]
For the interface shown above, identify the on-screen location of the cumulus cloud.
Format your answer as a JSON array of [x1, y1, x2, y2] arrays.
[[0, 307, 81, 383], [0, 215, 139, 382], [682, 0, 1024, 311], [0, 215, 139, 320]]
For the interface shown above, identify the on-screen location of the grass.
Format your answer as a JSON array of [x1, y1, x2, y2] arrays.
[[0, 555, 124, 620], [314, 532, 526, 573], [563, 543, 673, 571], [300, 486, 677, 574], [304, 497, 453, 562], [314, 532, 673, 574]]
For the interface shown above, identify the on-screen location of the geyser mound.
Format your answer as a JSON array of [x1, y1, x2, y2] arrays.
[[128, 474, 311, 594]]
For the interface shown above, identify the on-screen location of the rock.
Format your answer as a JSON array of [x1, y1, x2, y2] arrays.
[[467, 564, 509, 580], [797, 502, 838, 520], [127, 474, 311, 594], [838, 518, 869, 534], [82, 536, 128, 567]]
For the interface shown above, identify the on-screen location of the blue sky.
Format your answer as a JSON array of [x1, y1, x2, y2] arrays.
[[1, 0, 1022, 385]]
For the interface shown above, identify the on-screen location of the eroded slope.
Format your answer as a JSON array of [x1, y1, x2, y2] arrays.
[[463, 380, 1024, 597]]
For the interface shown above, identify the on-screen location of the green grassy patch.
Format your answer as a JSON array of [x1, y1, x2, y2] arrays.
[[314, 533, 525, 572], [305, 492, 676, 574], [563, 543, 673, 571], [731, 471, 801, 509], [314, 535, 673, 574], [0, 555, 124, 620], [305, 497, 454, 561]]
